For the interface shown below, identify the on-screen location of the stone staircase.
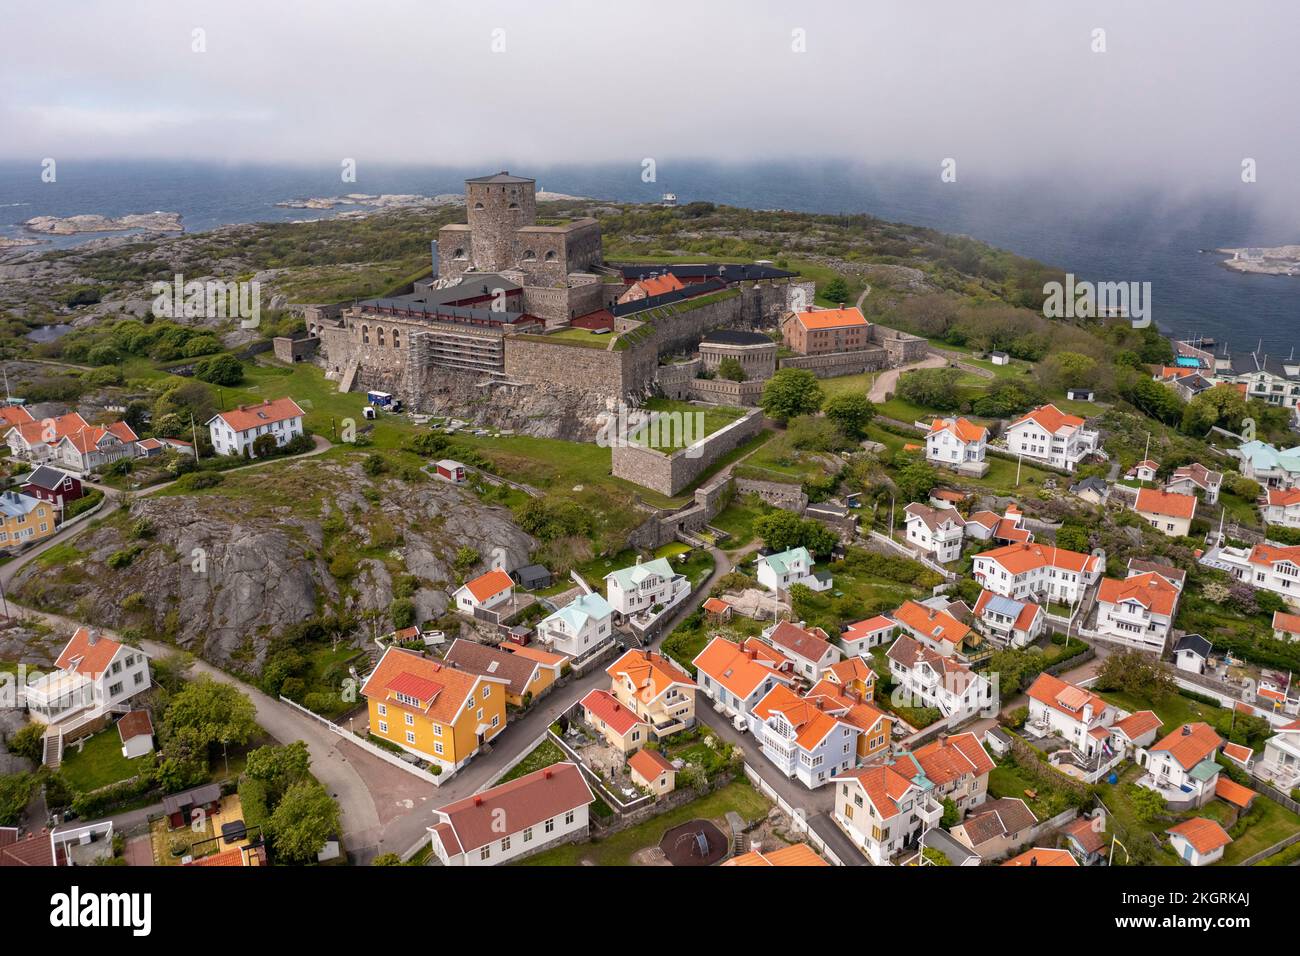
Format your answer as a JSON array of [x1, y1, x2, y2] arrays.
[[42, 728, 62, 769]]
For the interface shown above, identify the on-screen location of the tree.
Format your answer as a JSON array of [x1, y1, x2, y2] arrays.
[[823, 392, 876, 438], [1038, 351, 1098, 392], [7, 722, 45, 762], [390, 597, 417, 630], [716, 357, 747, 382], [1055, 521, 1091, 553], [822, 277, 850, 304], [753, 510, 805, 552], [155, 726, 211, 792], [193, 353, 244, 386], [1094, 651, 1175, 702], [162, 676, 258, 749], [761, 369, 824, 423], [1127, 783, 1168, 824], [246, 741, 311, 803], [252, 433, 279, 459], [1182, 384, 1247, 436], [267, 780, 341, 863], [895, 460, 940, 503], [895, 367, 962, 411], [940, 798, 960, 828], [371, 853, 403, 866], [0, 773, 36, 826]]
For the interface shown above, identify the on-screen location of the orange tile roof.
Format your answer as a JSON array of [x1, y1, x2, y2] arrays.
[[1026, 672, 1108, 721], [766, 621, 835, 662], [462, 568, 514, 603], [842, 615, 896, 644], [723, 843, 829, 867], [0, 405, 33, 429], [360, 647, 495, 724], [1220, 742, 1253, 765], [628, 748, 675, 781], [1267, 487, 1300, 507], [792, 306, 868, 331], [580, 689, 646, 736], [693, 636, 790, 699], [1111, 710, 1161, 741], [212, 397, 304, 433], [9, 412, 89, 447], [836, 764, 921, 819], [892, 600, 971, 648], [55, 627, 124, 677], [974, 541, 1099, 576], [1249, 542, 1300, 568], [636, 274, 685, 296], [1002, 847, 1078, 867], [116, 710, 153, 742], [702, 597, 731, 614], [501, 643, 568, 667], [606, 648, 695, 700], [907, 732, 994, 785], [752, 683, 850, 751], [807, 680, 889, 734], [1135, 487, 1197, 520], [1214, 776, 1256, 809], [1062, 815, 1106, 855], [1166, 818, 1232, 855], [185, 847, 247, 867], [824, 656, 875, 686], [1011, 404, 1085, 435], [1272, 610, 1300, 635], [1097, 573, 1180, 617], [929, 417, 988, 444], [1149, 722, 1222, 770]]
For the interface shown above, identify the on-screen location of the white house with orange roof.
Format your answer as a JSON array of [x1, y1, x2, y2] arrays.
[[1004, 403, 1099, 472], [605, 647, 697, 738], [971, 541, 1102, 605], [1262, 487, 1300, 528], [972, 590, 1044, 647], [1200, 540, 1300, 607], [206, 397, 305, 457], [964, 503, 1033, 546], [890, 599, 974, 658], [762, 620, 841, 681], [1272, 610, 1300, 642], [1166, 818, 1233, 866], [1125, 459, 1160, 483], [1258, 718, 1300, 791], [1134, 487, 1197, 537], [750, 683, 859, 788], [1025, 672, 1160, 774], [885, 635, 994, 725], [900, 732, 995, 813], [807, 676, 892, 762], [5, 412, 89, 465], [0, 404, 34, 432], [1135, 722, 1224, 808], [839, 615, 897, 656], [692, 636, 794, 728], [925, 417, 988, 477], [22, 627, 152, 731], [1095, 570, 1182, 652], [54, 420, 139, 474], [831, 756, 945, 864], [903, 502, 965, 564], [453, 568, 515, 614]]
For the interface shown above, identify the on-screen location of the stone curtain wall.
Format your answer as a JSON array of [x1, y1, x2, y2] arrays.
[[504, 333, 660, 401], [779, 347, 889, 378], [612, 409, 765, 496], [734, 477, 809, 512], [689, 377, 766, 406], [869, 324, 929, 364]]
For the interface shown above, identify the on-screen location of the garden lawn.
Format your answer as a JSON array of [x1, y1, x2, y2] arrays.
[[517, 780, 770, 866], [1197, 794, 1300, 865], [499, 738, 568, 783], [1096, 689, 1227, 734], [59, 728, 152, 793]]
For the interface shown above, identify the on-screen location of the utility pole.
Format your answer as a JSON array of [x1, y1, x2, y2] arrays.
[[190, 413, 199, 460]]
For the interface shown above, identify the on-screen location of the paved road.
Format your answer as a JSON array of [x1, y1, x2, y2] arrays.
[[868, 353, 947, 403]]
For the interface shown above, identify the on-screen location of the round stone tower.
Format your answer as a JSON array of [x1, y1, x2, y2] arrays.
[[466, 171, 536, 272]]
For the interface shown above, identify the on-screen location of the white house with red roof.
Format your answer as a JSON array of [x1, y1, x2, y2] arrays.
[[890, 599, 973, 658], [23, 627, 152, 731], [1135, 722, 1225, 808], [5, 412, 89, 464], [971, 541, 1101, 605], [1004, 404, 1099, 472], [1095, 571, 1182, 652], [429, 761, 595, 866], [839, 615, 897, 656], [925, 417, 988, 477], [901, 732, 996, 812], [1025, 673, 1161, 773], [1258, 718, 1300, 791], [53, 421, 139, 474], [1272, 610, 1300, 642], [1262, 487, 1300, 528], [903, 502, 965, 564], [1125, 459, 1160, 483], [761, 620, 841, 682], [206, 397, 305, 457], [1201, 540, 1300, 607], [692, 636, 794, 728], [453, 568, 515, 614], [750, 682, 860, 788], [972, 590, 1044, 647]]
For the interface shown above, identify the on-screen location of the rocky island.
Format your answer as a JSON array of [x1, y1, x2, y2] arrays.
[[23, 210, 184, 235], [1217, 244, 1300, 276]]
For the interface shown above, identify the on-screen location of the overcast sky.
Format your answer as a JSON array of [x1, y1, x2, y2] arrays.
[[3, 0, 1297, 198]]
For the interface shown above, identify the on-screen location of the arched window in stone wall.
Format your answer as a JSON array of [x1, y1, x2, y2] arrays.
[[508, 202, 519, 209], [361, 324, 369, 344], [545, 250, 556, 261], [392, 328, 400, 349], [376, 326, 386, 346], [453, 247, 466, 259], [522, 249, 535, 260], [474, 202, 484, 209]]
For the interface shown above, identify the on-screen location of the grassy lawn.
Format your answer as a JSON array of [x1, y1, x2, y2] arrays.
[[499, 738, 568, 783], [518, 327, 616, 349], [709, 494, 775, 550], [518, 780, 771, 866], [988, 760, 1071, 821], [1096, 689, 1226, 734], [59, 728, 152, 793], [631, 398, 746, 452], [1198, 795, 1300, 865]]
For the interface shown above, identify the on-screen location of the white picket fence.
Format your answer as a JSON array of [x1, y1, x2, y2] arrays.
[[278, 695, 446, 786]]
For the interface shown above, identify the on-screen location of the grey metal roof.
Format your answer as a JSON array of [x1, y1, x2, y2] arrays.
[[22, 465, 75, 491], [1174, 633, 1212, 658], [700, 329, 773, 347], [466, 171, 534, 184]]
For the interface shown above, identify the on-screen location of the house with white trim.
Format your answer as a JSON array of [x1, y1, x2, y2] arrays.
[[23, 627, 152, 731], [1135, 722, 1224, 808], [1258, 718, 1300, 791], [839, 615, 897, 656], [1262, 487, 1300, 528], [890, 599, 974, 658], [604, 557, 689, 618], [971, 541, 1102, 605], [831, 762, 942, 865], [206, 397, 305, 458], [1166, 462, 1223, 504], [1095, 571, 1181, 652], [453, 568, 515, 614], [885, 635, 994, 725], [1201, 541, 1300, 607], [534, 591, 612, 656], [1125, 459, 1159, 483], [903, 502, 965, 564], [692, 637, 794, 729], [756, 546, 830, 593], [1004, 404, 1099, 472], [972, 590, 1044, 647], [4, 412, 89, 465], [1133, 487, 1197, 537], [750, 683, 859, 789], [54, 421, 139, 474], [762, 620, 841, 682], [1234, 440, 1300, 489], [925, 417, 988, 477], [605, 648, 697, 739]]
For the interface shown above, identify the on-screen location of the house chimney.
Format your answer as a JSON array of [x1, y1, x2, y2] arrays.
[[86, 629, 100, 646], [1182, 724, 1191, 736], [474, 796, 483, 806], [544, 768, 553, 779]]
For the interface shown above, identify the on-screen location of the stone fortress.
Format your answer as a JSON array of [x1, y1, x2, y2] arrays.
[[301, 170, 926, 443]]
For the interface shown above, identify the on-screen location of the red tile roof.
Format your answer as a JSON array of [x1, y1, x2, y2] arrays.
[[835, 764, 921, 819], [628, 748, 674, 782], [693, 636, 790, 699], [766, 621, 835, 663], [606, 648, 695, 701], [791, 306, 868, 330], [580, 689, 646, 736], [1010, 404, 1085, 435], [185, 846, 247, 867], [974, 541, 1100, 576], [1214, 776, 1256, 809], [907, 732, 994, 785], [723, 843, 829, 866], [636, 274, 685, 297], [116, 710, 153, 742], [9, 412, 89, 447], [1166, 818, 1231, 855], [892, 600, 971, 648], [1149, 722, 1222, 770], [1135, 487, 1197, 520], [752, 683, 849, 751], [1272, 610, 1300, 635], [433, 762, 593, 854], [929, 417, 987, 444], [0, 405, 34, 429], [842, 615, 896, 645], [1003, 847, 1078, 867], [1026, 672, 1108, 721], [1111, 710, 1161, 741], [461, 568, 514, 604], [55, 627, 124, 677], [1097, 572, 1180, 617], [1062, 815, 1106, 855], [0, 829, 54, 867], [702, 597, 731, 614], [360, 647, 493, 723]]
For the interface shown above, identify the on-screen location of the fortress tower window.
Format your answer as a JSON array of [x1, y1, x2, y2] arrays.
[[474, 202, 484, 209], [377, 327, 386, 346], [392, 328, 400, 349], [545, 250, 556, 261], [508, 202, 519, 209], [522, 249, 535, 260], [361, 325, 369, 344], [453, 247, 466, 259]]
